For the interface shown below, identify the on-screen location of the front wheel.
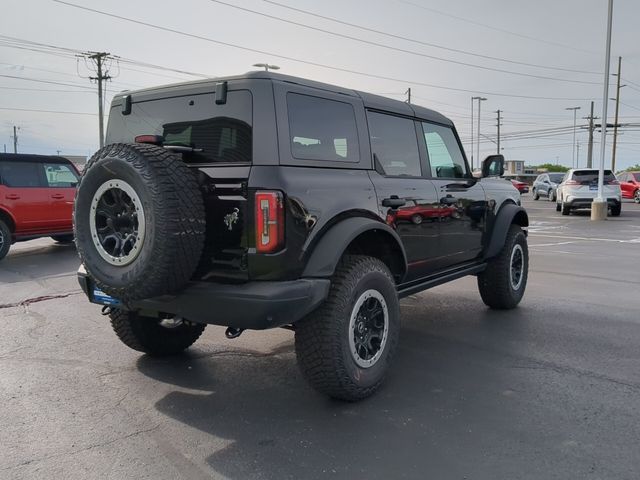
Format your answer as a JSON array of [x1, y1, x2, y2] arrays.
[[0, 219, 11, 261], [295, 255, 400, 401], [110, 309, 206, 356], [532, 189, 539, 200], [548, 190, 556, 202], [634, 190, 640, 204], [561, 201, 571, 215], [478, 225, 528, 310]]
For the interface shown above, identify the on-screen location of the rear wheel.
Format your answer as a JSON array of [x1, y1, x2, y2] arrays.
[[548, 190, 556, 202], [478, 225, 528, 310], [611, 204, 621, 217], [0, 220, 11, 261], [51, 234, 74, 244], [556, 202, 561, 212], [295, 255, 400, 401], [561, 201, 571, 215], [411, 214, 423, 225], [110, 309, 206, 356]]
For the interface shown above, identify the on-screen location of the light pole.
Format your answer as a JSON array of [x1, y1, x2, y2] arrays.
[[565, 107, 581, 168], [253, 63, 280, 72], [592, 0, 614, 221], [472, 97, 487, 169]]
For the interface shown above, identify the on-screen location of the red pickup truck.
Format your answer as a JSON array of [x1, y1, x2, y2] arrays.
[[0, 154, 80, 261]]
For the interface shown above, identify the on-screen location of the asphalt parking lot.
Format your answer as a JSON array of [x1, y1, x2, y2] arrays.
[[1, 197, 639, 480]]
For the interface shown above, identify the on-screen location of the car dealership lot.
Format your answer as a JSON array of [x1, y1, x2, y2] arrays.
[[1, 198, 639, 480]]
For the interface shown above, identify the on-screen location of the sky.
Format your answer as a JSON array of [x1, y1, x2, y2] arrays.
[[1, 0, 640, 171]]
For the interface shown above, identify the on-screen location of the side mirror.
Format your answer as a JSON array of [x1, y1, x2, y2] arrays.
[[481, 154, 505, 178]]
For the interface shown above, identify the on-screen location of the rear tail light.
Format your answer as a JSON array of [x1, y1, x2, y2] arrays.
[[255, 191, 285, 253], [134, 134, 164, 145], [565, 180, 580, 185]]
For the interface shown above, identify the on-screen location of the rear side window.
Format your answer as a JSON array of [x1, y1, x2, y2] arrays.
[[367, 112, 421, 177], [572, 170, 615, 183], [287, 93, 359, 162], [548, 173, 564, 183], [0, 161, 43, 187], [44, 163, 79, 187], [106, 90, 252, 164], [422, 122, 467, 178]]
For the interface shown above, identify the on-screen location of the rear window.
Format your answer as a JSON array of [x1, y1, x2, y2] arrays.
[[571, 170, 615, 183], [106, 90, 252, 164], [548, 173, 564, 183], [287, 93, 359, 162], [0, 161, 43, 187], [634, 173, 640, 182]]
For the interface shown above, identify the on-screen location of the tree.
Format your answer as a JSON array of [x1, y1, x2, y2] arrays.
[[530, 163, 569, 172], [622, 164, 640, 173]]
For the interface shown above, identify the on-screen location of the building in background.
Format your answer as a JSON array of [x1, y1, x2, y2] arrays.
[[60, 155, 87, 171]]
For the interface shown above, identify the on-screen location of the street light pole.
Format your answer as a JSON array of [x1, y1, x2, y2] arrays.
[[592, 0, 614, 221], [566, 106, 581, 168], [472, 97, 487, 169]]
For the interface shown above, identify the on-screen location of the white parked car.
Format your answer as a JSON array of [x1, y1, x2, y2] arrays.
[[556, 169, 622, 216]]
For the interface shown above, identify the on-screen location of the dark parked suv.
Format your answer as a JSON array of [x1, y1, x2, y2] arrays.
[[75, 72, 529, 401]]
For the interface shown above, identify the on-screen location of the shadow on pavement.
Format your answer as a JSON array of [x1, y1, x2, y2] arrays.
[[0, 240, 79, 282]]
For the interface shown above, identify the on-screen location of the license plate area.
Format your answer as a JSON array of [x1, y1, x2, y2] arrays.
[[90, 283, 122, 307], [589, 184, 598, 191]]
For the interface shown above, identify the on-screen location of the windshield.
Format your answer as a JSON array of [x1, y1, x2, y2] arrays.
[[106, 90, 252, 164], [548, 173, 564, 183]]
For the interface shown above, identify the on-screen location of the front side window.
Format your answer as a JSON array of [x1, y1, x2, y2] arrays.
[[43, 163, 78, 188], [0, 161, 43, 187], [106, 90, 252, 164], [422, 122, 467, 178], [287, 93, 359, 162], [367, 112, 421, 177]]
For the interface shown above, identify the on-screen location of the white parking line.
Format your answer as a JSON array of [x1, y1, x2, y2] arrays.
[[529, 241, 577, 247], [529, 233, 640, 244]]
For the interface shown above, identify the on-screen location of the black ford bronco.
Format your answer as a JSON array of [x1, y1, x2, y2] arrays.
[[75, 72, 528, 401]]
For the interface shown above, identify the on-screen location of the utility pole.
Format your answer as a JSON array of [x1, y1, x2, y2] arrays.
[[470, 97, 474, 170], [472, 97, 487, 168], [584, 101, 597, 168], [611, 56, 622, 172], [81, 52, 112, 148], [405, 88, 411, 104], [496, 109, 502, 154], [11, 126, 19, 154], [576, 141, 580, 168]]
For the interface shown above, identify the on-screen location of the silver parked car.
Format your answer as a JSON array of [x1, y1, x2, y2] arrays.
[[556, 169, 622, 216], [532, 172, 564, 202]]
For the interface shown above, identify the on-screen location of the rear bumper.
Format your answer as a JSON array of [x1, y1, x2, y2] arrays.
[[78, 271, 330, 330], [566, 197, 620, 209]]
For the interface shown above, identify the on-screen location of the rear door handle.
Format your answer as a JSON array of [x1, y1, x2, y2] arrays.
[[382, 196, 406, 208], [5, 194, 20, 200], [51, 194, 65, 199]]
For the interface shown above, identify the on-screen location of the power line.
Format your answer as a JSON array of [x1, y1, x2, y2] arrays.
[[0, 74, 95, 90], [208, 0, 601, 85], [0, 85, 94, 93], [51, 0, 598, 101], [260, 0, 601, 76], [0, 106, 96, 116], [396, 0, 600, 55]]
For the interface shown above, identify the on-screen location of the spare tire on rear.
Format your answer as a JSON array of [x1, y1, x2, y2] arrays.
[[74, 143, 206, 301]]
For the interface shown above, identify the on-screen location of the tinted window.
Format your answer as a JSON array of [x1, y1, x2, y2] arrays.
[[422, 122, 467, 178], [548, 173, 564, 183], [44, 163, 78, 187], [572, 169, 615, 183], [368, 112, 421, 176], [287, 93, 359, 162], [0, 161, 43, 187], [634, 173, 640, 182], [106, 90, 252, 164]]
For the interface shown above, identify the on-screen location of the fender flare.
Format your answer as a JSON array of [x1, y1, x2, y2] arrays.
[[302, 217, 408, 281], [484, 203, 529, 259]]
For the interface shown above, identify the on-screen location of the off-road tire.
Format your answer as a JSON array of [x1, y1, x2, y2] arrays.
[[611, 204, 621, 217], [0, 219, 11, 261], [110, 309, 206, 356], [74, 143, 206, 301], [295, 255, 400, 401], [51, 234, 74, 244], [532, 189, 539, 200], [478, 224, 528, 310]]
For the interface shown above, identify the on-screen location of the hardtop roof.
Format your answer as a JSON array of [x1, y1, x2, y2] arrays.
[[111, 71, 453, 126]]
